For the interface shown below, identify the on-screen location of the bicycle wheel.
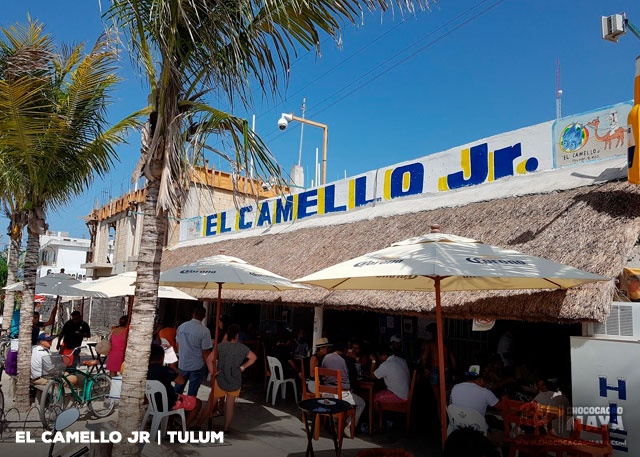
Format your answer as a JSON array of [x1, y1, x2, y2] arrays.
[[88, 374, 114, 418], [40, 379, 65, 430]]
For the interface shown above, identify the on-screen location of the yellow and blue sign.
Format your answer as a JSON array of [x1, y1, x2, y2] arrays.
[[179, 102, 632, 242]]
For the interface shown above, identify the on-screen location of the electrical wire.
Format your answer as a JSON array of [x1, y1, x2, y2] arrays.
[[260, 0, 503, 143]]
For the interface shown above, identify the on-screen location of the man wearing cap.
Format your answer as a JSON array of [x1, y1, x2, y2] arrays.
[[31, 333, 80, 387], [450, 365, 502, 418], [32, 333, 56, 386], [390, 335, 402, 355]]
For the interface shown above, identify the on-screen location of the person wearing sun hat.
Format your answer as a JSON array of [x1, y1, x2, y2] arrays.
[[307, 338, 332, 393]]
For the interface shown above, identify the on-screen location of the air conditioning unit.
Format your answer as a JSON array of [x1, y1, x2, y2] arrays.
[[592, 302, 640, 341]]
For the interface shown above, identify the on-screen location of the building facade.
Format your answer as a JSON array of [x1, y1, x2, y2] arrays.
[[82, 163, 287, 278], [37, 231, 94, 279]]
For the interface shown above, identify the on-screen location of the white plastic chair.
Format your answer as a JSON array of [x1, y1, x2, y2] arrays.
[[447, 404, 489, 436], [141, 380, 186, 441], [265, 356, 298, 406]]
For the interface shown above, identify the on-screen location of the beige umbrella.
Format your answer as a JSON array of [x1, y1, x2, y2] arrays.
[[70, 271, 197, 300], [295, 227, 608, 446], [159, 254, 307, 421]]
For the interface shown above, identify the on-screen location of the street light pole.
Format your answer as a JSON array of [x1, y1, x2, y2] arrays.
[[287, 113, 328, 184], [278, 112, 329, 354]]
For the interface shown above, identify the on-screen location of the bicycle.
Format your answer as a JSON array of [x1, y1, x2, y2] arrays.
[[39, 347, 115, 430]]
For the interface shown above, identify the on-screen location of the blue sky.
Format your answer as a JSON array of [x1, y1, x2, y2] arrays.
[[2, 0, 640, 241]]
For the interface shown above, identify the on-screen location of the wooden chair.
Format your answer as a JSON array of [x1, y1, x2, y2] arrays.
[[314, 367, 356, 442], [375, 369, 417, 435], [502, 399, 556, 457], [300, 359, 315, 401], [567, 418, 613, 457]]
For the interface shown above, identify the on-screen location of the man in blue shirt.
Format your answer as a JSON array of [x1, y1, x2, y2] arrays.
[[175, 305, 212, 396]]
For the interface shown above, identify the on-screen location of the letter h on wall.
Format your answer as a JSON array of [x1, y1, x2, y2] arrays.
[[599, 377, 626, 400]]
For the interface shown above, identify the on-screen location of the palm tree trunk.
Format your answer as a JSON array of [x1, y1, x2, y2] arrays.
[[1, 232, 21, 332], [14, 209, 42, 409], [113, 178, 167, 457]]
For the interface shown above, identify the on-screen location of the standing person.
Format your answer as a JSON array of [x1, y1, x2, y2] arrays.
[[106, 315, 128, 377], [32, 303, 58, 345], [174, 305, 212, 396], [321, 341, 365, 436], [57, 311, 90, 366], [202, 324, 257, 433]]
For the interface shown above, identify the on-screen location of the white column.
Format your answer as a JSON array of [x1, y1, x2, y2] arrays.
[[312, 306, 323, 354]]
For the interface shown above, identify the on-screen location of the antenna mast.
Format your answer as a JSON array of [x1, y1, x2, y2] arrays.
[[297, 97, 306, 166], [556, 58, 562, 119]]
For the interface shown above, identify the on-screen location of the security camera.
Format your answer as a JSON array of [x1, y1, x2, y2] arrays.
[[278, 113, 293, 131], [601, 14, 626, 42]]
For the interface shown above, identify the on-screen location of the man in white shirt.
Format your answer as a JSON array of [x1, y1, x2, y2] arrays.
[[450, 365, 502, 417], [371, 346, 410, 403], [534, 376, 571, 436], [31, 333, 56, 385]]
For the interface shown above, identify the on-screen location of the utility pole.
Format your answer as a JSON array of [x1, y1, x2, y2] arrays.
[[556, 58, 562, 119]]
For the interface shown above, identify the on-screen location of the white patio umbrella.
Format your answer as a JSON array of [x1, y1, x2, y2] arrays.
[[159, 254, 307, 419], [294, 228, 609, 445], [71, 271, 197, 300]]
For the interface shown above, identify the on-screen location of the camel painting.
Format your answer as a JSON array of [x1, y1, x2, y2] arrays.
[[586, 117, 626, 149]]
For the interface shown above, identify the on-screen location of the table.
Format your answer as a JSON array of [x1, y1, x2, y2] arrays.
[[86, 342, 107, 374], [354, 379, 374, 436], [299, 398, 351, 457]]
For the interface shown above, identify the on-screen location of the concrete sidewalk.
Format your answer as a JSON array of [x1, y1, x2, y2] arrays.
[[1, 369, 442, 457]]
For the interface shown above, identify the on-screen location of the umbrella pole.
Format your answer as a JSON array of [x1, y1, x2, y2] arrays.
[[207, 283, 223, 425], [435, 278, 448, 448]]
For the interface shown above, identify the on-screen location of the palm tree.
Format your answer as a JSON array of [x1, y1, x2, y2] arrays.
[[0, 19, 141, 408], [0, 171, 27, 334], [106, 1, 427, 454]]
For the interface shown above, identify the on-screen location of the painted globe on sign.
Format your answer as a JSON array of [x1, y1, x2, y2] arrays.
[[559, 123, 589, 152]]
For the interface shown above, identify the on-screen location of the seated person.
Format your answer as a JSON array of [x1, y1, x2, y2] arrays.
[[272, 335, 299, 379], [307, 338, 331, 393], [293, 330, 309, 359], [147, 345, 202, 428], [450, 365, 503, 418], [533, 375, 571, 435], [31, 333, 80, 386], [371, 346, 410, 404], [321, 341, 366, 436]]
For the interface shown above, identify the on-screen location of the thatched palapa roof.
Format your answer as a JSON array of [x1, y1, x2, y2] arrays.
[[162, 180, 640, 323]]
